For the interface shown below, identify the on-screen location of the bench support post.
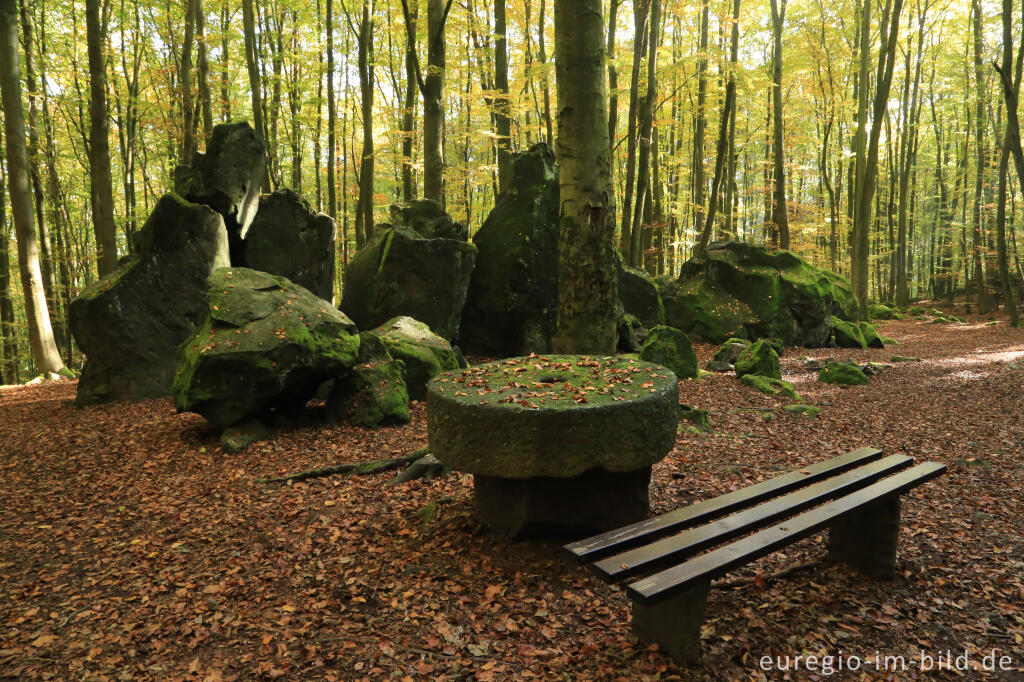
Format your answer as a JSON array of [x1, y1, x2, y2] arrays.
[[827, 495, 900, 578], [630, 579, 711, 663]]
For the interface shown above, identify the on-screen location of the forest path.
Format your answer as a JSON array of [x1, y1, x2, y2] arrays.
[[2, 309, 1022, 680]]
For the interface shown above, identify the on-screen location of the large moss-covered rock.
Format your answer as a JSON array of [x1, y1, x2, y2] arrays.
[[70, 194, 230, 404], [326, 333, 410, 427], [341, 220, 477, 341], [739, 374, 800, 399], [387, 199, 468, 241], [832, 316, 867, 349], [618, 258, 665, 329], [818, 361, 869, 385], [174, 121, 267, 259], [243, 189, 335, 301], [427, 355, 679, 478], [639, 325, 697, 379], [371, 316, 465, 400], [174, 268, 360, 429], [734, 339, 781, 379], [858, 322, 885, 348], [714, 337, 750, 364], [459, 144, 559, 355], [664, 242, 857, 346]]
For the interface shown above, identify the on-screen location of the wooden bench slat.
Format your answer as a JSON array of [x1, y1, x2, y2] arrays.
[[593, 454, 913, 582], [627, 461, 947, 604], [565, 447, 883, 562]]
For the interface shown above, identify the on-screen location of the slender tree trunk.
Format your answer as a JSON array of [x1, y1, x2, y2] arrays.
[[971, 0, 990, 312], [241, 0, 269, 191], [401, 0, 417, 201], [0, 0, 64, 374], [356, 1, 375, 246], [0, 148, 19, 382], [494, 0, 512, 191], [195, 0, 214, 144], [769, 0, 789, 250], [995, 0, 1022, 325], [691, 0, 710, 245], [553, 0, 617, 353], [327, 0, 337, 219], [617, 0, 650, 256], [538, 0, 552, 144], [696, 0, 740, 256], [422, 0, 447, 202], [220, 0, 231, 121], [85, 0, 119, 276], [629, 0, 660, 267], [606, 0, 618, 162], [180, 0, 196, 164]]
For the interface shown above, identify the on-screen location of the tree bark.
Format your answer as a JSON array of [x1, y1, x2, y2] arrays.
[[401, 0, 417, 201], [769, 0, 789, 250], [85, 0, 119, 276], [553, 0, 617, 354], [422, 0, 447, 202], [970, 0, 990, 312], [356, 1, 375, 247], [617, 0, 650, 258], [326, 0, 337, 219], [690, 0, 710, 245], [494, 0, 512, 191], [0, 0, 64, 374], [629, 0, 660, 267], [241, 0, 269, 192], [195, 0, 214, 144], [180, 0, 196, 164], [0, 145, 19, 383]]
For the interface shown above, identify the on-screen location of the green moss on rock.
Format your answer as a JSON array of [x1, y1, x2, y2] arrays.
[[890, 355, 921, 362], [639, 325, 697, 379], [713, 337, 750, 363], [734, 339, 781, 379], [372, 316, 466, 400], [857, 322, 885, 348], [818, 361, 869, 385], [739, 374, 800, 399], [832, 316, 867, 349], [784, 404, 820, 418]]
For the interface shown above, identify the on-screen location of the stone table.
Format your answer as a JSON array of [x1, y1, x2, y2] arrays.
[[426, 355, 679, 536]]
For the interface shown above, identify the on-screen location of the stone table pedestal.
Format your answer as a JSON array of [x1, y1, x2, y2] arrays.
[[427, 355, 679, 536]]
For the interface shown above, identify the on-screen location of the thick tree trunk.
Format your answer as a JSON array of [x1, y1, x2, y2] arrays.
[[0, 0, 64, 375], [769, 0, 789, 250], [85, 0, 119, 276], [553, 0, 617, 354], [401, 1, 417, 201]]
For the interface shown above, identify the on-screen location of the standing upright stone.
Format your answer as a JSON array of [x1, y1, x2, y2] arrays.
[[244, 189, 336, 302], [70, 194, 230, 404], [175, 121, 267, 260]]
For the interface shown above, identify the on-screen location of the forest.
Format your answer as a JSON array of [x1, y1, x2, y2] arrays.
[[2, 0, 1024, 678]]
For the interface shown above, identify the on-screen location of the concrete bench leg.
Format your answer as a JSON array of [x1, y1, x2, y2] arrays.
[[630, 579, 711, 663], [827, 495, 900, 578]]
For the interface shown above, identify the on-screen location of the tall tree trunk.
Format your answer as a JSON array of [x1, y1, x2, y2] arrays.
[[895, 4, 925, 306], [195, 0, 214, 144], [180, 0, 196, 164], [769, 0, 789, 250], [995, 0, 1022, 325], [691, 0, 710, 245], [220, 0, 231, 121], [538, 0, 552, 144], [422, 0, 448, 202], [617, 0, 650, 256], [606, 0, 619, 163], [553, 0, 617, 353], [0, 146, 19, 383], [696, 0, 741, 256], [494, 0, 511, 191], [356, 1, 375, 247], [629, 0, 660, 267], [0, 0, 64, 374], [241, 0, 269, 192], [85, 0, 119, 276], [971, 0, 990, 312], [401, 0, 417, 201], [326, 0, 337, 219]]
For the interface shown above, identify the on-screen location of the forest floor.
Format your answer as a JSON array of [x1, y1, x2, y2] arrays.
[[2, 305, 1024, 681]]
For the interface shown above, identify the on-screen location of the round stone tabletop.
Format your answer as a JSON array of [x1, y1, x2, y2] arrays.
[[426, 355, 679, 479]]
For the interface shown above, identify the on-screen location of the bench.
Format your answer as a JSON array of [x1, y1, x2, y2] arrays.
[[564, 447, 946, 663]]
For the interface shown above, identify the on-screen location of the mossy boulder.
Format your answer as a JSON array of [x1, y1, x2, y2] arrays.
[[868, 303, 899, 320], [387, 199, 468, 241], [327, 333, 410, 427], [832, 316, 867, 349], [907, 305, 927, 315], [663, 242, 857, 346], [459, 144, 559, 355], [639, 325, 698, 379], [739, 374, 800, 399], [818, 361, 869, 385], [857, 322, 885, 348], [242, 189, 336, 302], [173, 268, 360, 429], [427, 355, 678, 478], [70, 193, 231, 404], [618, 257, 665, 329], [714, 337, 750, 364], [734, 339, 781, 379], [784, 404, 820, 418], [890, 355, 921, 362], [371, 316, 466, 400], [342, 200, 477, 341]]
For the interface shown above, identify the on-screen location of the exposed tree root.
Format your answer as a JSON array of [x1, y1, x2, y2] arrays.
[[258, 446, 432, 484]]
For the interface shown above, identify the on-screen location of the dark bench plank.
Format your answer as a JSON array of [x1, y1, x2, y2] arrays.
[[594, 454, 913, 582], [566, 446, 883, 562], [627, 461, 947, 605]]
